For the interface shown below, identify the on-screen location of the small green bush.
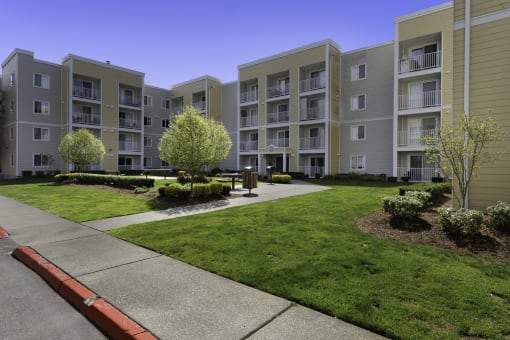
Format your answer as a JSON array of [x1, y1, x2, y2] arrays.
[[438, 208, 483, 235], [399, 183, 450, 202], [486, 201, 510, 232], [222, 185, 231, 196], [192, 183, 211, 198], [22, 170, 32, 178], [272, 174, 292, 184], [382, 195, 424, 219], [157, 187, 166, 197], [134, 186, 149, 194], [165, 183, 183, 198], [387, 176, 398, 182], [210, 183, 223, 195], [405, 191, 431, 205]]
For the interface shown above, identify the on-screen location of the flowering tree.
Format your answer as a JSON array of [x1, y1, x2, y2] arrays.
[[58, 129, 105, 172]]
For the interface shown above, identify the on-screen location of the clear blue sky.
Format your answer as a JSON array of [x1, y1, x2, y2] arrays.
[[4, 0, 448, 88]]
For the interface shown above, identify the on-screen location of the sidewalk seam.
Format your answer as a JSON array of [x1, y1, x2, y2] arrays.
[[11, 245, 158, 340], [239, 302, 295, 340], [74, 254, 163, 279]]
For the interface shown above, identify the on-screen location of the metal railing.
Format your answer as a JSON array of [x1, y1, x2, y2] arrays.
[[192, 101, 206, 111], [119, 97, 141, 107], [72, 112, 100, 125], [119, 118, 141, 129], [299, 166, 325, 177], [239, 140, 258, 152], [300, 107, 325, 121], [299, 136, 325, 149], [266, 138, 289, 148], [240, 91, 258, 103], [240, 115, 258, 128], [267, 111, 289, 124], [397, 129, 437, 146], [267, 85, 289, 98], [398, 51, 441, 73], [118, 164, 142, 171], [300, 77, 326, 92], [118, 141, 141, 152], [399, 90, 441, 110], [73, 86, 101, 101], [172, 106, 183, 115], [396, 167, 440, 182]]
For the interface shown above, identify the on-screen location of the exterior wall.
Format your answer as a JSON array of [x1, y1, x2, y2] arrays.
[[220, 81, 238, 170], [340, 43, 394, 175], [453, 0, 510, 208], [170, 76, 222, 120]]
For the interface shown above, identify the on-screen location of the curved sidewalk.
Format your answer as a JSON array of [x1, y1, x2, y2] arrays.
[[0, 182, 387, 339]]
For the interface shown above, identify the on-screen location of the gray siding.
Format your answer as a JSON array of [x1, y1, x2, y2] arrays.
[[220, 81, 238, 170], [143, 85, 171, 168]]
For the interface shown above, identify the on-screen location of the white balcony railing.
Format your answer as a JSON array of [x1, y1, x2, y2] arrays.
[[299, 166, 325, 177], [172, 106, 183, 115], [240, 91, 258, 103], [399, 51, 441, 73], [267, 111, 289, 124], [73, 86, 101, 101], [119, 118, 141, 129], [299, 136, 325, 149], [119, 96, 141, 107], [72, 112, 100, 125], [397, 167, 441, 182], [399, 90, 441, 110], [300, 107, 325, 121], [300, 77, 326, 92], [118, 164, 143, 171], [119, 141, 141, 152], [397, 129, 437, 146], [240, 115, 258, 128], [239, 140, 258, 152], [267, 138, 289, 148], [267, 85, 289, 98], [193, 101, 206, 111]]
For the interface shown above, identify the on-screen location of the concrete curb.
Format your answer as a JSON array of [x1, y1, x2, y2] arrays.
[[0, 227, 8, 239], [12, 246, 157, 340]]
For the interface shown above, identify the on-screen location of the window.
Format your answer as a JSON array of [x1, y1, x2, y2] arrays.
[[10, 73, 15, 87], [144, 116, 152, 126], [144, 95, 152, 106], [34, 73, 50, 88], [33, 127, 49, 141], [161, 119, 169, 128], [161, 160, 170, 167], [351, 94, 366, 110], [144, 136, 152, 147], [162, 99, 170, 110], [34, 154, 51, 167], [144, 157, 152, 168], [351, 64, 366, 81], [10, 153, 14, 167], [10, 127, 14, 140], [351, 155, 366, 171], [350, 125, 366, 140], [34, 100, 50, 114]]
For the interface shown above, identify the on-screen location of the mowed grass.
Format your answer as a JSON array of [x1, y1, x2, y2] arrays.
[[109, 181, 510, 339], [0, 178, 171, 222]]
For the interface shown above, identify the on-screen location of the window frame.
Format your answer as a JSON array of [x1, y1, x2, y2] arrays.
[[33, 127, 50, 141], [350, 154, 366, 171], [351, 64, 367, 81], [161, 98, 171, 110], [144, 116, 152, 127], [33, 153, 51, 167], [144, 136, 152, 147], [144, 95, 153, 107], [351, 94, 366, 111], [161, 118, 169, 128], [33, 73, 50, 89], [350, 124, 366, 141], [34, 100, 50, 115]]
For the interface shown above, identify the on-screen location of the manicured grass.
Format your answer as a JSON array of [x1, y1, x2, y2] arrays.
[[109, 181, 510, 339], [0, 178, 170, 222]]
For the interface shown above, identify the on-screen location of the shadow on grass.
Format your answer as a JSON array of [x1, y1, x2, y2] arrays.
[[389, 217, 432, 232]]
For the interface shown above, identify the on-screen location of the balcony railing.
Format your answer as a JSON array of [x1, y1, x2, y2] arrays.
[[397, 167, 441, 182], [119, 118, 141, 129], [240, 115, 258, 128], [118, 164, 142, 171], [240, 91, 258, 103], [72, 112, 100, 125], [267, 85, 289, 98], [300, 107, 325, 121], [399, 90, 441, 110], [300, 78, 326, 92], [299, 136, 325, 149], [193, 101, 206, 111], [267, 111, 289, 124], [119, 97, 141, 107], [119, 141, 141, 152], [397, 129, 437, 146], [299, 166, 325, 177], [172, 106, 183, 115], [267, 138, 289, 148], [239, 140, 258, 152], [73, 86, 101, 101], [399, 51, 441, 73]]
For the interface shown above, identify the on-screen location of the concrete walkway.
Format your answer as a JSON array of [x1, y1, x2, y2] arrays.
[[0, 181, 387, 339]]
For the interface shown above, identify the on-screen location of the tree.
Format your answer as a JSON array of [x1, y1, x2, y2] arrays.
[[421, 115, 507, 208], [58, 129, 106, 172], [158, 106, 232, 190]]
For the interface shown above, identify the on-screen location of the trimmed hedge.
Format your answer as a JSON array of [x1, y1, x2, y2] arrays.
[[272, 174, 292, 184], [382, 195, 424, 220], [399, 182, 451, 202], [438, 208, 483, 235], [324, 173, 387, 182], [158, 182, 231, 199], [486, 201, 510, 232], [54, 173, 154, 189]]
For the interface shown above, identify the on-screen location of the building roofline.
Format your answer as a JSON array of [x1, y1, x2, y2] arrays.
[[1, 48, 34, 68], [62, 54, 145, 77], [395, 1, 453, 23], [171, 75, 222, 89], [237, 39, 341, 70], [342, 41, 394, 56], [144, 84, 170, 92]]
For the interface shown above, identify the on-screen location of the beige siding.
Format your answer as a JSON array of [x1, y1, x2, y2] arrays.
[[399, 8, 453, 41], [471, 0, 510, 17]]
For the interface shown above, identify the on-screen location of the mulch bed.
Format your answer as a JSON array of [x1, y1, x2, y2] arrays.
[[356, 194, 510, 263]]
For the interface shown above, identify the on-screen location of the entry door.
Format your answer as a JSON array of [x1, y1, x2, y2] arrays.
[[311, 156, 325, 176], [422, 81, 437, 107], [410, 155, 423, 181], [409, 83, 422, 108], [408, 119, 421, 145]]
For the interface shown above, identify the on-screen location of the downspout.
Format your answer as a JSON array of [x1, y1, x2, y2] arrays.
[[463, 0, 471, 208]]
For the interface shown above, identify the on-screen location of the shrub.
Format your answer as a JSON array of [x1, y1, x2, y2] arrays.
[[486, 201, 510, 232], [209, 168, 223, 177], [210, 183, 223, 195], [157, 187, 166, 197], [178, 188, 192, 200], [192, 183, 211, 198], [22, 170, 32, 178], [387, 176, 398, 182], [177, 174, 209, 185], [401, 176, 410, 182], [382, 195, 424, 220], [134, 186, 149, 194], [286, 172, 307, 180], [165, 183, 183, 198], [35, 171, 45, 177], [405, 191, 431, 205], [438, 208, 484, 235], [222, 185, 231, 196], [431, 176, 444, 183], [399, 183, 449, 202], [272, 174, 292, 184]]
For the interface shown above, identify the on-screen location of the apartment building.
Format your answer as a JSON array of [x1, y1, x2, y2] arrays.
[[238, 40, 341, 177]]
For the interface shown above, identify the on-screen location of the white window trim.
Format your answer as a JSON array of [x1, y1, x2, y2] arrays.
[[161, 98, 171, 110], [33, 73, 50, 89], [351, 94, 366, 111], [351, 64, 367, 81], [161, 118, 169, 128], [350, 154, 366, 171], [33, 127, 50, 141], [33, 153, 51, 167], [350, 124, 366, 141], [34, 100, 50, 115], [144, 136, 152, 147], [144, 95, 153, 107]]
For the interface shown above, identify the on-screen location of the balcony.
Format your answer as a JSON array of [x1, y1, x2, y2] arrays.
[[240, 91, 258, 103], [397, 167, 441, 182], [267, 85, 289, 99], [73, 86, 101, 101], [300, 107, 325, 121], [119, 118, 141, 130], [299, 136, 325, 150], [193, 101, 206, 111], [299, 165, 325, 177], [267, 111, 289, 124], [72, 112, 100, 125], [398, 129, 437, 146], [399, 90, 441, 110], [399, 51, 441, 74], [300, 77, 326, 92], [240, 115, 258, 128], [267, 138, 289, 148], [119, 97, 141, 108], [172, 105, 183, 115], [119, 141, 141, 152], [118, 164, 142, 171], [240, 141, 258, 152]]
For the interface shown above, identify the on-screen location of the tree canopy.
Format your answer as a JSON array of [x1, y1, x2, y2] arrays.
[[58, 128, 105, 172]]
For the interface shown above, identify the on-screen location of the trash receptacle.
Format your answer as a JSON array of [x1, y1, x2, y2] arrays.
[[242, 166, 258, 197]]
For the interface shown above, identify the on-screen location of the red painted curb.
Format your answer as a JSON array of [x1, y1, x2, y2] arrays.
[[0, 227, 8, 239], [12, 246, 157, 340]]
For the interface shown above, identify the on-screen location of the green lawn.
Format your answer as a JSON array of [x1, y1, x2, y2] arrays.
[[108, 181, 510, 339], [0, 178, 174, 222]]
